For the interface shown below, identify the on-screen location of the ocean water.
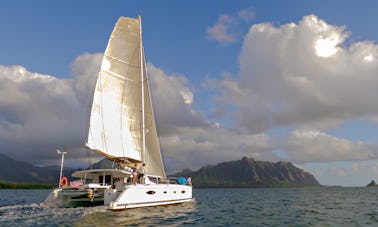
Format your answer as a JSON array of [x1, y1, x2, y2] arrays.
[[0, 187, 378, 226]]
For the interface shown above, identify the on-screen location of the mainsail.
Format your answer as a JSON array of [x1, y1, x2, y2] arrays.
[[86, 16, 166, 178]]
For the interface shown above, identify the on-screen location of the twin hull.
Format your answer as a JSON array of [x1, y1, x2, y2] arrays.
[[49, 183, 192, 210], [106, 184, 192, 210], [51, 188, 105, 208]]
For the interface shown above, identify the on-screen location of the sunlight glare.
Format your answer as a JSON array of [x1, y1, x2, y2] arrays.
[[364, 54, 373, 61], [315, 37, 338, 57], [101, 59, 111, 71]]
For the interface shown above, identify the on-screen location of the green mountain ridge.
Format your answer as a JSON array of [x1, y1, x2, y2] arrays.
[[170, 157, 320, 188], [0, 153, 75, 185], [0, 153, 319, 188]]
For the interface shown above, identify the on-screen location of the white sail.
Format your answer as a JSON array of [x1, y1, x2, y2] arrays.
[[142, 47, 166, 178], [86, 17, 166, 178], [48, 16, 191, 211]]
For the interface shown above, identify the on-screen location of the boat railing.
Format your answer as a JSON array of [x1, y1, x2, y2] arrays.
[[141, 175, 191, 186], [166, 176, 192, 186], [166, 177, 178, 184]]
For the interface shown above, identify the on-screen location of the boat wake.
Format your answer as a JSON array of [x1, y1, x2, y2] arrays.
[[42, 191, 59, 208], [0, 201, 107, 226], [0, 194, 196, 226], [0, 203, 47, 223]]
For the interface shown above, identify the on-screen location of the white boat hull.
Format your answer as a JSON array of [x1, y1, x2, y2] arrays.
[[46, 184, 110, 207], [45, 168, 193, 210], [106, 183, 192, 210]]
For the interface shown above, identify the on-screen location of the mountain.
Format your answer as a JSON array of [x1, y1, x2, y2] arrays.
[[0, 153, 319, 188], [170, 157, 320, 188], [89, 158, 115, 169], [0, 153, 75, 184]]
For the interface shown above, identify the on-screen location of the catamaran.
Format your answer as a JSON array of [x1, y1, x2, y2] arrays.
[[47, 16, 192, 210]]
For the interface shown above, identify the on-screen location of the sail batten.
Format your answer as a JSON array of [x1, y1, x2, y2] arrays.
[[104, 53, 141, 68], [86, 16, 166, 178]]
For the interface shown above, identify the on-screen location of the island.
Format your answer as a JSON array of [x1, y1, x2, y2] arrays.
[[170, 157, 320, 188]]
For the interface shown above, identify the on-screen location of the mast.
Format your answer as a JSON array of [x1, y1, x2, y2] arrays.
[[57, 149, 67, 188], [139, 15, 146, 164], [86, 17, 165, 177]]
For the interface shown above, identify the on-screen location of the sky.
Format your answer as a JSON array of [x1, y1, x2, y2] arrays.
[[1, 1, 378, 186]]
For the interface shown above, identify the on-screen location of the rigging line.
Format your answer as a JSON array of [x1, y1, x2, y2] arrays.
[[139, 15, 146, 164]]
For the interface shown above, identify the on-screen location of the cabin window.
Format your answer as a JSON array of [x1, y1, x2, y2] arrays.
[[181, 190, 186, 194], [164, 191, 167, 194], [174, 191, 176, 194], [146, 191, 156, 195], [99, 175, 112, 186]]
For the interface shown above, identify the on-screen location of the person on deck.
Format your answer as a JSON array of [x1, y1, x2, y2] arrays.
[[138, 163, 146, 184], [131, 164, 138, 184], [187, 176, 192, 187]]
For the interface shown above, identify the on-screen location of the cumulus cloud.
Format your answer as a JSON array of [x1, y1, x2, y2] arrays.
[[147, 63, 275, 172], [71, 53, 102, 105], [274, 129, 378, 163], [205, 14, 378, 169], [147, 63, 209, 135], [161, 125, 274, 173], [3, 13, 378, 181], [0, 65, 84, 163], [0, 54, 103, 166], [206, 8, 255, 45], [210, 14, 378, 133], [0, 54, 275, 171]]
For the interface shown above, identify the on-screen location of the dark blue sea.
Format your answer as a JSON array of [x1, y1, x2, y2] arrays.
[[0, 187, 378, 226]]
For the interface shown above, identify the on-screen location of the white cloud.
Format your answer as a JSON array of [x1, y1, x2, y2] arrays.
[[147, 63, 276, 172], [275, 129, 378, 163], [204, 13, 378, 174], [0, 54, 103, 166], [238, 7, 256, 22], [206, 14, 237, 44], [147, 63, 209, 135], [3, 13, 378, 183], [161, 127, 274, 173], [0, 65, 84, 163], [209, 14, 378, 133], [70, 52, 103, 105], [301, 160, 378, 186], [0, 55, 277, 172], [206, 8, 255, 45]]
